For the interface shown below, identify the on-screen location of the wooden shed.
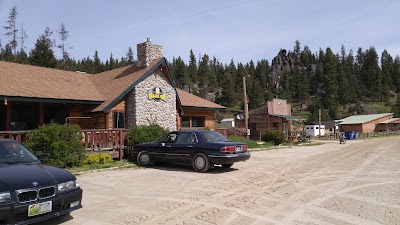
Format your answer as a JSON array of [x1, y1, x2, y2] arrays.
[[339, 113, 397, 133], [237, 98, 305, 140]]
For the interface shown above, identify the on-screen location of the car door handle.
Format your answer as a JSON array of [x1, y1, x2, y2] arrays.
[[187, 145, 193, 148], [166, 145, 172, 148]]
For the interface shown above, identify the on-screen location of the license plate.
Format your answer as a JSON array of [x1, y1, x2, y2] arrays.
[[235, 146, 242, 152], [70, 200, 80, 208], [28, 201, 52, 217]]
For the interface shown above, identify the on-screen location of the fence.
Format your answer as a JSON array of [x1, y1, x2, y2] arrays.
[[0, 129, 129, 160], [0, 131, 29, 142], [81, 129, 129, 160], [317, 131, 400, 140]]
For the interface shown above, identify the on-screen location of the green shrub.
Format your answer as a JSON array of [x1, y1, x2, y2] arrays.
[[84, 153, 113, 165], [228, 136, 259, 148], [24, 123, 85, 168], [262, 130, 286, 145], [128, 125, 169, 146]]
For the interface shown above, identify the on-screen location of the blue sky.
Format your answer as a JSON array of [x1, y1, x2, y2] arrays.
[[1, 0, 399, 65]]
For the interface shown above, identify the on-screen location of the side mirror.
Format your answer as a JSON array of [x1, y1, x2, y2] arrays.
[[37, 152, 47, 161]]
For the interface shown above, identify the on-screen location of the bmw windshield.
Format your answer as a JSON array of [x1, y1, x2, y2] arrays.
[[0, 141, 40, 164]]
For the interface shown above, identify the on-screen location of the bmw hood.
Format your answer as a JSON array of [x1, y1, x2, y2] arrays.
[[0, 163, 75, 191]]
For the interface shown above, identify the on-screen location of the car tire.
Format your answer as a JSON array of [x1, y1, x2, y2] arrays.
[[192, 153, 211, 173], [137, 151, 152, 167], [221, 163, 234, 168]]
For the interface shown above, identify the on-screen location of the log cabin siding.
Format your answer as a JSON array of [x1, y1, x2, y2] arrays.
[[181, 108, 216, 130]]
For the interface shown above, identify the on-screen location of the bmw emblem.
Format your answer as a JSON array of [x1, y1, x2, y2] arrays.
[[32, 182, 39, 187]]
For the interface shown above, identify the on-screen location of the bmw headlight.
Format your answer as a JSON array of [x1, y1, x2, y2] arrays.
[[58, 180, 77, 192], [0, 192, 11, 203]]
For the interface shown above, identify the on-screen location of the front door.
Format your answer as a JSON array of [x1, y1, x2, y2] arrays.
[[157, 132, 195, 163]]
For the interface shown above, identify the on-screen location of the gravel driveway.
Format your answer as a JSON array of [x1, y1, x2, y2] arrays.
[[42, 136, 400, 225]]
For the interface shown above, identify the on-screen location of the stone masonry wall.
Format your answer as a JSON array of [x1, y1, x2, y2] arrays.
[[137, 38, 163, 68], [126, 69, 177, 131]]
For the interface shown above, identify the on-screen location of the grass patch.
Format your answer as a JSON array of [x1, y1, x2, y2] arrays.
[[67, 160, 138, 174], [228, 136, 262, 148]]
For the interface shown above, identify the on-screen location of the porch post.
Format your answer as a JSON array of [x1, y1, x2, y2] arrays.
[[39, 102, 44, 125], [6, 100, 11, 131], [105, 112, 109, 129]]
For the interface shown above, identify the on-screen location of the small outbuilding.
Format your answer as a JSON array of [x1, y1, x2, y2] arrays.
[[339, 113, 398, 133], [236, 98, 305, 140], [305, 125, 325, 137], [220, 118, 235, 128]]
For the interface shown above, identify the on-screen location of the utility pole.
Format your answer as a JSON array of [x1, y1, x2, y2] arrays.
[[319, 109, 321, 140], [243, 76, 248, 138]]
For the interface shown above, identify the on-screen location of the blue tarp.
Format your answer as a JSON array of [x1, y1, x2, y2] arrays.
[[344, 131, 359, 139]]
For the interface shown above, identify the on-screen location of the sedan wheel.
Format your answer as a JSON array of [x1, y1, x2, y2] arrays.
[[221, 163, 234, 168], [137, 151, 152, 167], [192, 153, 211, 173]]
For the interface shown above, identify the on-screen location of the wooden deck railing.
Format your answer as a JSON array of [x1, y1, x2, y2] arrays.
[[0, 131, 29, 143], [81, 129, 129, 160], [0, 129, 129, 160]]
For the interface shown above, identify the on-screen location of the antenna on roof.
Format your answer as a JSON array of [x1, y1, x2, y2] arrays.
[[147, 37, 151, 42]]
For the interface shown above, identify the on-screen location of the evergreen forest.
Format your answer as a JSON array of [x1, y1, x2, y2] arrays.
[[2, 5, 400, 121]]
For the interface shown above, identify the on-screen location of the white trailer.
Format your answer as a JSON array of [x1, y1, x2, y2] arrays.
[[305, 125, 325, 137]]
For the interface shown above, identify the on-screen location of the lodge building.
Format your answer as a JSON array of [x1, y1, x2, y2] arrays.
[[0, 39, 225, 133]]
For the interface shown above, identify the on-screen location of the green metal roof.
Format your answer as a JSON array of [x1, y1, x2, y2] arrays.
[[270, 114, 306, 121], [339, 113, 393, 125], [379, 118, 400, 124]]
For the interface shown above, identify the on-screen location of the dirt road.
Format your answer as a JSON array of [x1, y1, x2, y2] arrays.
[[43, 136, 400, 225]]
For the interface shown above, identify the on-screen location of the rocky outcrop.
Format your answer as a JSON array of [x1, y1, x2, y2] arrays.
[[269, 49, 294, 90]]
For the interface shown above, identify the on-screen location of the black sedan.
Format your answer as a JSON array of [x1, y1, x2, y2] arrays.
[[0, 139, 82, 225], [133, 130, 251, 172]]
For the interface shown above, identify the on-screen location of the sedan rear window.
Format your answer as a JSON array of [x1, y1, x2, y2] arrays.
[[202, 132, 228, 142]]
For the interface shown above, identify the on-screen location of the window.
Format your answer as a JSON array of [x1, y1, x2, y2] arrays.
[[203, 131, 228, 142], [162, 133, 178, 143], [182, 117, 190, 127], [44, 103, 67, 124], [192, 117, 204, 127], [273, 122, 279, 130], [113, 112, 125, 128], [11, 102, 40, 130], [176, 132, 197, 144], [181, 117, 205, 128]]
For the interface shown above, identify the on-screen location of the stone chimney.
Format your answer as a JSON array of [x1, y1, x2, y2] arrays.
[[137, 38, 163, 68]]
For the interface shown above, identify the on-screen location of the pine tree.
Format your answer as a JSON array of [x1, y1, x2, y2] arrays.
[[197, 54, 210, 97], [126, 47, 134, 64], [15, 49, 29, 64], [29, 27, 57, 68], [381, 50, 393, 101], [171, 56, 189, 89], [188, 49, 198, 83], [19, 24, 28, 53], [208, 57, 219, 91], [2, 44, 14, 61], [248, 76, 264, 109], [362, 47, 382, 101], [394, 95, 400, 118], [255, 59, 269, 100], [3, 5, 18, 59], [109, 53, 115, 70], [393, 56, 400, 93], [93, 51, 103, 73], [337, 45, 352, 105], [57, 22, 71, 70], [321, 47, 339, 119], [216, 71, 236, 107]]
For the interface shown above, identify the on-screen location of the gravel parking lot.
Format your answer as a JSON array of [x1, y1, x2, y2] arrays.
[[42, 136, 400, 225]]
